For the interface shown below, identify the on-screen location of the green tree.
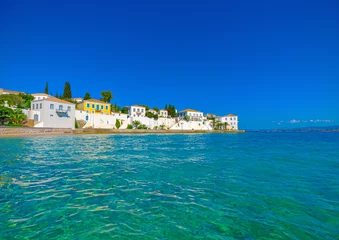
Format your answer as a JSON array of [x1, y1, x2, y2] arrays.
[[19, 93, 34, 109], [100, 90, 113, 103], [223, 122, 229, 130], [127, 124, 133, 129], [121, 107, 128, 114], [138, 124, 147, 129], [0, 94, 23, 107], [165, 104, 177, 117], [111, 103, 121, 113], [44, 81, 49, 94], [84, 92, 91, 100], [0, 106, 14, 124], [146, 112, 154, 118], [10, 108, 27, 124], [55, 92, 59, 98], [115, 119, 121, 129], [62, 82, 72, 99], [153, 107, 159, 112], [184, 115, 190, 121], [133, 120, 141, 129]]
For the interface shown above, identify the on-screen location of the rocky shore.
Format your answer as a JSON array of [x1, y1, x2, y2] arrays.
[[0, 127, 245, 137]]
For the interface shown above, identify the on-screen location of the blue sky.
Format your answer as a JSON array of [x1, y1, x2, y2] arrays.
[[1, 0, 338, 129]]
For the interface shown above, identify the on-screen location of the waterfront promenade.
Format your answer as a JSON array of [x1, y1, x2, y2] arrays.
[[0, 127, 245, 137]]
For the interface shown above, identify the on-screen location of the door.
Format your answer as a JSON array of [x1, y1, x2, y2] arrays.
[[34, 114, 39, 121]]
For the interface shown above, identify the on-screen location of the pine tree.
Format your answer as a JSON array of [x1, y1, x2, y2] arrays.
[[62, 82, 72, 99], [44, 81, 49, 94], [84, 92, 91, 100], [55, 92, 59, 98]]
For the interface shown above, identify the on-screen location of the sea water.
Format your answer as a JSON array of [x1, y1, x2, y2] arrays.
[[0, 133, 338, 239]]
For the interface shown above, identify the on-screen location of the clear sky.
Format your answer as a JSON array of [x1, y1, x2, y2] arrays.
[[1, 0, 338, 129]]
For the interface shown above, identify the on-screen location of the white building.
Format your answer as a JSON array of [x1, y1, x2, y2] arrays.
[[30, 97, 75, 129], [0, 88, 24, 95], [178, 109, 204, 121], [159, 109, 168, 118], [75, 110, 129, 129], [32, 93, 51, 101], [147, 109, 157, 115], [220, 114, 239, 130], [73, 97, 83, 103], [128, 105, 146, 117]]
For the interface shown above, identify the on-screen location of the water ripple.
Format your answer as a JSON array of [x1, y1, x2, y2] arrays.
[[1, 133, 339, 239]]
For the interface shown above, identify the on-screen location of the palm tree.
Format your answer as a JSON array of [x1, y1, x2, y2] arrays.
[[0, 106, 14, 125], [223, 122, 229, 131], [133, 120, 141, 129], [10, 109, 27, 124]]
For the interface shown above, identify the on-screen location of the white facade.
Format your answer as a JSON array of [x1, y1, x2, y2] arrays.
[[128, 105, 146, 117], [30, 97, 75, 129], [75, 110, 129, 129], [220, 114, 239, 130], [159, 109, 168, 118], [170, 119, 213, 130], [147, 109, 157, 115], [178, 109, 204, 121], [32, 93, 51, 101]]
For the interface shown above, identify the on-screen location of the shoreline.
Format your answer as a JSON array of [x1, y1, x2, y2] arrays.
[[0, 127, 245, 138]]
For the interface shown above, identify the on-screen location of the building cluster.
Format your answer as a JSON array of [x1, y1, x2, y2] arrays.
[[0, 88, 239, 130]]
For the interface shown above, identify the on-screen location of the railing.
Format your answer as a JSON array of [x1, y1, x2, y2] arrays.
[[56, 109, 69, 114]]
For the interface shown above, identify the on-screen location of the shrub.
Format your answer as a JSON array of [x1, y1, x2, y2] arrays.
[[127, 124, 133, 129], [115, 119, 121, 129]]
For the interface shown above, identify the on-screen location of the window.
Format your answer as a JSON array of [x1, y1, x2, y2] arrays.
[[50, 104, 54, 109], [92, 104, 94, 108], [141, 109, 144, 112], [86, 110, 88, 113], [92, 111, 94, 113], [36, 104, 38, 109], [133, 108, 136, 112], [38, 97, 40, 100], [86, 116, 89, 121], [87, 103, 90, 108], [67, 106, 71, 111], [106, 106, 108, 110], [32, 104, 35, 110], [50, 114, 53, 117], [59, 105, 63, 110], [101, 105, 103, 109], [40, 103, 42, 109]]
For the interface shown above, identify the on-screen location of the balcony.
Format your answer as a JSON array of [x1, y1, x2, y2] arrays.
[[56, 109, 68, 114]]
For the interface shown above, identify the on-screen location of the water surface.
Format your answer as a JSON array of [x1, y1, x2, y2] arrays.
[[0, 133, 338, 239]]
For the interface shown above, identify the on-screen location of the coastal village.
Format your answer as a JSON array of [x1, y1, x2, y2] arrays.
[[0, 84, 239, 131]]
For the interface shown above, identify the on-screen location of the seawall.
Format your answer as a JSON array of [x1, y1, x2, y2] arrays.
[[0, 127, 245, 137]]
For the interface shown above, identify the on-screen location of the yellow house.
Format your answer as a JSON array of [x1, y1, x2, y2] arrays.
[[77, 99, 111, 115]]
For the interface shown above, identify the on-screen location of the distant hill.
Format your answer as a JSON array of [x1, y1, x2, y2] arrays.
[[247, 126, 339, 132]]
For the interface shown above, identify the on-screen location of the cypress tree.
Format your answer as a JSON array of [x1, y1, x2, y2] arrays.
[[55, 92, 59, 98], [62, 82, 72, 99], [44, 81, 49, 94]]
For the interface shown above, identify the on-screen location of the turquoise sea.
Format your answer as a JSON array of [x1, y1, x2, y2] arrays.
[[0, 133, 338, 239]]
